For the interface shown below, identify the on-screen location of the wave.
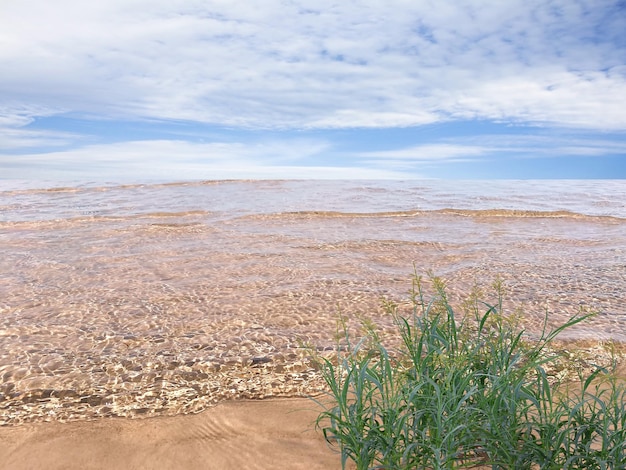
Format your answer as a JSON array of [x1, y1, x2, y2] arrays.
[[0, 210, 211, 228], [2, 207, 624, 228], [256, 209, 625, 221], [2, 180, 624, 222], [141, 210, 209, 218], [433, 208, 620, 219], [0, 179, 273, 196], [279, 210, 423, 218]]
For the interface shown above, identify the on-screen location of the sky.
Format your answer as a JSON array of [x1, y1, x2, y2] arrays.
[[1, 0, 625, 181]]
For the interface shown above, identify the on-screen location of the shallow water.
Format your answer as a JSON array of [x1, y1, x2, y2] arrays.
[[1, 180, 625, 424]]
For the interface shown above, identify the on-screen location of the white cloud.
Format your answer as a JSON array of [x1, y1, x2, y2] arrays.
[[1, 0, 625, 134], [445, 69, 626, 130], [357, 143, 491, 171], [442, 133, 626, 157], [0, 104, 79, 150], [0, 128, 78, 150], [362, 144, 489, 161], [354, 133, 626, 172], [0, 139, 407, 180]]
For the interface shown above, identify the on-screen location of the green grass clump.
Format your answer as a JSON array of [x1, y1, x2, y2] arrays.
[[314, 273, 626, 469]]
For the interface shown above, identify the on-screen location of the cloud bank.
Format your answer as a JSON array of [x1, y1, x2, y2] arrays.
[[1, 0, 624, 178], [2, 0, 625, 131]]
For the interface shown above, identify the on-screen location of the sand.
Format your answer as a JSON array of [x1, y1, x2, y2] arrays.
[[0, 397, 344, 470]]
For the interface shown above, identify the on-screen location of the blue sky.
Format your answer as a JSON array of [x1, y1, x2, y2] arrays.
[[1, 0, 625, 180]]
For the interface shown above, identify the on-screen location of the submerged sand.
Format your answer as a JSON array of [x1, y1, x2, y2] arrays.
[[2, 211, 625, 425], [0, 397, 344, 470]]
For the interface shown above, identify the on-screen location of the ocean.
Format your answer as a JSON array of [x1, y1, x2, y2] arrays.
[[1, 179, 625, 424]]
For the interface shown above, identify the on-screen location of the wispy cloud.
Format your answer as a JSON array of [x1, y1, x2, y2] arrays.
[[355, 133, 626, 172], [362, 144, 490, 161], [0, 128, 79, 150], [446, 133, 626, 158], [357, 143, 492, 171], [1, 0, 624, 134], [0, 139, 406, 180]]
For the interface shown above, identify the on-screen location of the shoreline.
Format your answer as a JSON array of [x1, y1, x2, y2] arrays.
[[0, 354, 328, 426], [1, 337, 624, 427]]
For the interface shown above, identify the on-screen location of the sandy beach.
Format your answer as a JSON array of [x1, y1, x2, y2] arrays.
[[0, 397, 343, 470], [1, 180, 625, 468]]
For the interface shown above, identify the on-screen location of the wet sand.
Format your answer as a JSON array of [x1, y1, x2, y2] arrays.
[[0, 397, 343, 470]]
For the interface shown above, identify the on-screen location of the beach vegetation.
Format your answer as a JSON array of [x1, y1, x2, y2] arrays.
[[313, 273, 626, 469]]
